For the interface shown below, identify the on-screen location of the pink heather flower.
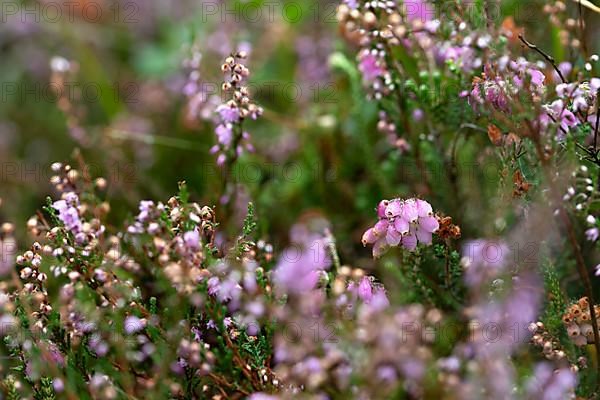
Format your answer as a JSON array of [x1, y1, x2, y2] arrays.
[[40, 341, 65, 367], [377, 365, 397, 382], [88, 334, 109, 357], [138, 200, 154, 221], [183, 229, 201, 251], [363, 198, 439, 257], [215, 124, 233, 147], [462, 239, 510, 288], [216, 104, 240, 123], [400, 358, 426, 380], [357, 277, 373, 303], [207, 276, 220, 296], [484, 83, 510, 112], [358, 51, 385, 82], [248, 394, 279, 400], [412, 108, 424, 122], [369, 288, 390, 311], [405, 0, 435, 22], [124, 315, 145, 334], [377, 200, 389, 218], [526, 363, 577, 400], [274, 236, 331, 294], [538, 103, 579, 140], [273, 250, 321, 294], [53, 194, 83, 234], [510, 61, 547, 92], [347, 277, 389, 309], [595, 264, 600, 277], [527, 68, 545, 86], [553, 62, 572, 82], [53, 378, 65, 393], [585, 228, 599, 242], [344, 0, 358, 8]]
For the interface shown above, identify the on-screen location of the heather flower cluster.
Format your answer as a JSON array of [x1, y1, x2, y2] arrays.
[[362, 198, 439, 257], [469, 58, 547, 113], [273, 221, 332, 294], [4, 0, 600, 398], [563, 297, 599, 347], [211, 52, 263, 166]]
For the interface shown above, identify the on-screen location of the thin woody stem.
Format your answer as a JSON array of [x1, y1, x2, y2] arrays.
[[530, 124, 600, 390], [521, 105, 600, 389], [518, 35, 566, 84], [559, 209, 600, 389]]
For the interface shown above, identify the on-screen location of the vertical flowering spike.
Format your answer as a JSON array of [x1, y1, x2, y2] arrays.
[[213, 52, 263, 166]]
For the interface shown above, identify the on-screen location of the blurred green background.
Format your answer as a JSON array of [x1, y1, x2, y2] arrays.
[[1, 0, 599, 269]]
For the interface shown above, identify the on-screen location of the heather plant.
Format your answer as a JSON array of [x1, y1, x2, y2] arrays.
[[2, 0, 600, 399]]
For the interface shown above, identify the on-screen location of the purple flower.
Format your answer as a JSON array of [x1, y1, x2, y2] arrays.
[[343, 0, 358, 9], [377, 365, 397, 382], [273, 253, 320, 294], [412, 108, 424, 122], [53, 378, 65, 393], [248, 394, 279, 400], [405, 0, 435, 22], [363, 198, 439, 257], [369, 288, 390, 311], [43, 342, 65, 366], [357, 277, 373, 303], [548, 100, 579, 133], [462, 239, 510, 287], [124, 315, 145, 334], [171, 359, 186, 375], [138, 200, 154, 220], [183, 229, 201, 251], [484, 83, 510, 112], [207, 276, 220, 296], [358, 51, 385, 82], [274, 237, 331, 294], [53, 193, 83, 234], [586, 228, 599, 242], [553, 62, 572, 83], [526, 363, 577, 400], [88, 334, 109, 356], [527, 68, 545, 86], [215, 124, 233, 147], [400, 358, 425, 380], [216, 104, 240, 123]]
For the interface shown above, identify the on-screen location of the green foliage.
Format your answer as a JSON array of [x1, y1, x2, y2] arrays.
[[33, 378, 56, 400], [2, 377, 21, 400], [541, 262, 567, 337]]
